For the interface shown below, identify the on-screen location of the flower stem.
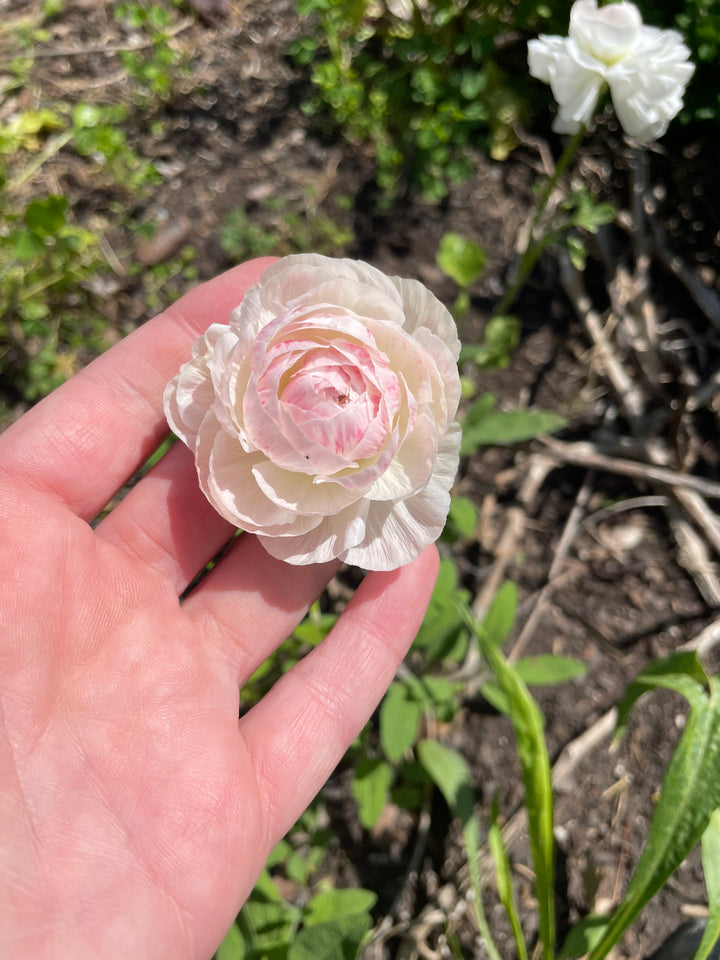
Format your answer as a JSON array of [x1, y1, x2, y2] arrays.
[[494, 125, 585, 318]]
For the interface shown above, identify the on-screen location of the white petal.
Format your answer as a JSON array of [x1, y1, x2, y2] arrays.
[[570, 0, 641, 65], [251, 459, 361, 515], [342, 422, 461, 570], [365, 409, 438, 501], [164, 324, 235, 449], [608, 28, 694, 140], [391, 277, 460, 360], [201, 421, 321, 536], [259, 502, 369, 565]]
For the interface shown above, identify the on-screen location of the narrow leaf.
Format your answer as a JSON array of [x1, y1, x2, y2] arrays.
[[417, 739, 504, 960], [692, 809, 720, 960], [588, 678, 720, 960], [614, 651, 709, 745], [514, 655, 586, 686], [465, 607, 556, 960], [488, 795, 529, 960]]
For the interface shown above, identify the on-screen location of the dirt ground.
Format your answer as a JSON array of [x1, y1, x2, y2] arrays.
[[4, 1, 720, 958]]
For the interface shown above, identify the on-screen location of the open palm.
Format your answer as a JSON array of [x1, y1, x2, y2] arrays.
[[0, 259, 438, 960]]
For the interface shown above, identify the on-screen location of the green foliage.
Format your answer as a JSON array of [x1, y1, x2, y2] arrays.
[[220, 195, 354, 263], [0, 1, 186, 405], [437, 231, 486, 289], [291, 0, 556, 203], [584, 654, 720, 960], [459, 314, 520, 371], [216, 862, 375, 960], [468, 606, 556, 960], [440, 495, 478, 542], [460, 392, 566, 455], [114, 1, 188, 101]]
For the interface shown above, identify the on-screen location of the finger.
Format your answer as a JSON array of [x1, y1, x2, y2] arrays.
[[94, 441, 235, 593], [183, 534, 340, 679], [239, 544, 439, 846], [0, 258, 277, 521]]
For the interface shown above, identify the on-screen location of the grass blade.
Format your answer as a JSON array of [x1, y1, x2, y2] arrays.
[[692, 808, 720, 960], [417, 739, 504, 960], [488, 795, 529, 960], [464, 607, 556, 960]]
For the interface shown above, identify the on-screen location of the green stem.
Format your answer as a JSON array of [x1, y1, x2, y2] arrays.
[[8, 128, 74, 193], [494, 125, 585, 318]]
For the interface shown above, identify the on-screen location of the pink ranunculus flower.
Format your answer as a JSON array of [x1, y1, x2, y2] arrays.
[[164, 255, 462, 570]]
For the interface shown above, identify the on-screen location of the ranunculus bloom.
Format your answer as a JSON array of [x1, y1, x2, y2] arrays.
[[164, 255, 462, 570], [528, 0, 695, 141]]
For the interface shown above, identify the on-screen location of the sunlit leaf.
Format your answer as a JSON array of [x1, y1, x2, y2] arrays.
[[380, 682, 421, 761], [482, 580, 517, 647], [437, 231, 486, 287], [514, 655, 586, 686], [351, 757, 392, 829]]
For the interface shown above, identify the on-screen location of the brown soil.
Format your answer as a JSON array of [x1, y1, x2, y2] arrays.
[[3, 2, 720, 958]]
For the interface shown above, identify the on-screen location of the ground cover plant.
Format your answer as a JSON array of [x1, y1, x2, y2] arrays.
[[2, 1, 720, 958]]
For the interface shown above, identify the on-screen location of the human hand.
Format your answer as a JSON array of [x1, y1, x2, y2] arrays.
[[0, 259, 439, 959]]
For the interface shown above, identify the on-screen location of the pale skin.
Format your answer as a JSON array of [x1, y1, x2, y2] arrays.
[[0, 258, 439, 959]]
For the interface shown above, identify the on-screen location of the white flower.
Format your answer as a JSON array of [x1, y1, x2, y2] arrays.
[[528, 0, 695, 141], [164, 254, 462, 571]]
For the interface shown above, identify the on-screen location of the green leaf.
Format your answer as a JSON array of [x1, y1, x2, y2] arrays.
[[460, 394, 565, 455], [380, 682, 421, 761], [441, 495, 477, 541], [566, 233, 587, 271], [514, 655, 586, 686], [694, 809, 720, 960], [417, 739, 474, 825], [289, 914, 370, 960], [236, 896, 299, 960], [293, 612, 337, 646], [465, 609, 556, 960], [215, 921, 245, 960], [436, 231, 486, 287], [24, 195, 67, 234], [614, 651, 709, 744], [72, 103, 104, 129], [559, 914, 610, 959], [12, 229, 46, 261], [482, 581, 517, 647], [413, 557, 470, 662], [351, 757, 392, 829], [417, 739, 504, 960], [480, 680, 510, 716], [459, 315, 520, 370], [488, 795, 528, 960], [304, 888, 376, 926], [588, 674, 720, 960]]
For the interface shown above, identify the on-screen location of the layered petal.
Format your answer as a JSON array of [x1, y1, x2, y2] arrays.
[[164, 254, 462, 570], [528, 0, 694, 141]]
